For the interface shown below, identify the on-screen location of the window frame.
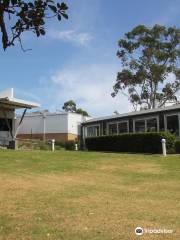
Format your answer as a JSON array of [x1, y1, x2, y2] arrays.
[[133, 116, 159, 133], [85, 124, 100, 138], [107, 120, 129, 135], [164, 112, 180, 137]]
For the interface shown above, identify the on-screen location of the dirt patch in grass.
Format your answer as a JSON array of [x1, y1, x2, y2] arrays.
[[99, 161, 162, 174], [0, 152, 179, 240]]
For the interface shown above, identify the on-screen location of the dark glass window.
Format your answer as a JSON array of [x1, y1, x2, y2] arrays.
[[0, 119, 12, 131], [147, 118, 157, 132], [135, 120, 145, 132], [118, 122, 128, 133], [166, 115, 179, 136], [108, 123, 117, 135], [87, 126, 100, 137]]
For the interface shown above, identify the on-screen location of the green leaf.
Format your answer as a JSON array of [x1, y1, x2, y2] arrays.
[[57, 14, 61, 21], [11, 0, 17, 5], [28, 2, 34, 8], [40, 29, 46, 35], [61, 12, 68, 19], [48, 5, 57, 13], [60, 2, 68, 10]]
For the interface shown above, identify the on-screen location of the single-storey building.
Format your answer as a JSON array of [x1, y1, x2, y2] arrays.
[[16, 111, 91, 141], [0, 88, 39, 147], [82, 104, 180, 143]]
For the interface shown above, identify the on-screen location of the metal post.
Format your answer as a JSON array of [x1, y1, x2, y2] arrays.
[[14, 108, 27, 140], [42, 113, 46, 142], [51, 139, 55, 151], [161, 138, 166, 156]]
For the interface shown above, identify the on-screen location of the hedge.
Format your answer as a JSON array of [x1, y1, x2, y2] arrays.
[[85, 132, 175, 153], [64, 140, 75, 150], [175, 140, 180, 153]]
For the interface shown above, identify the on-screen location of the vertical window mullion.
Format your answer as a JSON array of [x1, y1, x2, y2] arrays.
[[145, 119, 147, 132]]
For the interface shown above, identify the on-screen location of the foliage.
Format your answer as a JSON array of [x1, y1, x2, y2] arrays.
[[62, 100, 89, 116], [0, 0, 68, 50], [175, 140, 180, 153], [112, 25, 180, 110], [38, 141, 50, 150], [76, 108, 89, 117], [85, 132, 175, 153], [62, 100, 76, 112], [55, 140, 65, 148], [64, 140, 75, 150], [18, 139, 51, 150]]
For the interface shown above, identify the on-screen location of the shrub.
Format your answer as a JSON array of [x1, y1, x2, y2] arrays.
[[175, 140, 180, 153], [64, 140, 75, 150], [55, 140, 65, 148], [85, 132, 175, 154], [39, 143, 50, 150]]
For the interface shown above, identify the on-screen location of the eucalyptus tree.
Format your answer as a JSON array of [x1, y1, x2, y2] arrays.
[[0, 0, 68, 50], [112, 25, 180, 110]]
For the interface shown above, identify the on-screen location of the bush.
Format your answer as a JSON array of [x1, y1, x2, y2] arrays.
[[175, 140, 180, 153], [64, 140, 75, 150], [85, 132, 175, 154], [55, 140, 65, 148], [39, 143, 50, 150]]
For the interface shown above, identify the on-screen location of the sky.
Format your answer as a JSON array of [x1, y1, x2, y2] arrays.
[[0, 0, 180, 117]]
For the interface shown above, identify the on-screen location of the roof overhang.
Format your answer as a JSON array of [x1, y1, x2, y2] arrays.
[[0, 88, 40, 109], [83, 104, 180, 124]]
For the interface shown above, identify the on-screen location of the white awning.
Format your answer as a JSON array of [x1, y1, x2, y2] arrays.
[[0, 88, 40, 109]]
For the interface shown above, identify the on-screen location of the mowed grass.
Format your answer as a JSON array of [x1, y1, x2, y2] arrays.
[[0, 150, 179, 240]]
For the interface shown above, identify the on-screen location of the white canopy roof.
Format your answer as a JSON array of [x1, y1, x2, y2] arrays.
[[0, 88, 40, 109]]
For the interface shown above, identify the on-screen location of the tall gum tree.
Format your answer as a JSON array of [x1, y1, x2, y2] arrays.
[[112, 25, 180, 110]]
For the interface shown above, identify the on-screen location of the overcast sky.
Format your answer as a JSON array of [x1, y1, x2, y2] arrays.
[[0, 0, 180, 116]]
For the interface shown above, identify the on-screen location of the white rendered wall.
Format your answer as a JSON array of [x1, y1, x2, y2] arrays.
[[17, 113, 68, 134], [17, 112, 91, 135], [44, 114, 68, 133], [67, 113, 90, 135]]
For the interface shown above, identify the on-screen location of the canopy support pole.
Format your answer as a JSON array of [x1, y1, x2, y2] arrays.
[[14, 108, 27, 139]]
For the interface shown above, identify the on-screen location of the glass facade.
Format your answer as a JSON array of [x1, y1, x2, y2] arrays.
[[135, 120, 145, 132], [166, 115, 179, 136], [84, 113, 180, 138], [146, 118, 157, 132], [118, 122, 128, 134], [86, 125, 100, 137], [108, 123, 118, 135]]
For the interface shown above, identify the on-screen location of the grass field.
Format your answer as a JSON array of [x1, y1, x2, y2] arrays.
[[0, 150, 179, 240]]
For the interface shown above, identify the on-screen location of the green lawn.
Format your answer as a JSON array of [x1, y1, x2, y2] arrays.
[[0, 150, 179, 240]]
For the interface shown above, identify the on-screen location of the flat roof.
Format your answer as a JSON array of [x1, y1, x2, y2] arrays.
[[16, 111, 92, 120], [83, 104, 180, 124], [0, 88, 40, 109]]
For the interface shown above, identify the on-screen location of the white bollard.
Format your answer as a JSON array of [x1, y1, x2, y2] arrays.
[[75, 143, 78, 151], [51, 139, 55, 151], [161, 138, 166, 156]]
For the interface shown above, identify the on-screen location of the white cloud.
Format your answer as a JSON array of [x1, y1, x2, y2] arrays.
[[49, 29, 93, 46], [39, 64, 132, 117]]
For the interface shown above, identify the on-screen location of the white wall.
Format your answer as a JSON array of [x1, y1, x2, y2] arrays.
[[17, 113, 69, 134], [68, 113, 83, 135], [16, 112, 92, 135], [67, 113, 87, 135], [44, 114, 68, 133]]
